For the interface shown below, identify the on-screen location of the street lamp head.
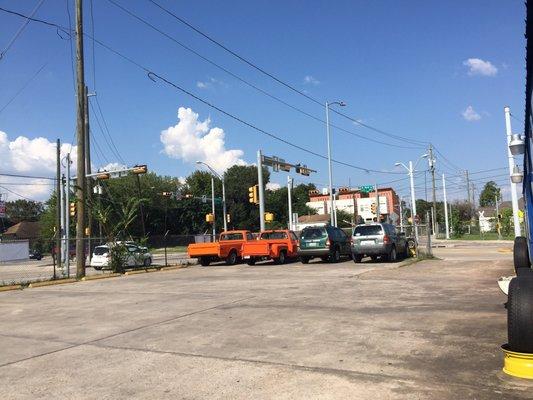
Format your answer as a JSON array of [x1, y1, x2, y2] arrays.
[[195, 161, 203, 165], [395, 162, 402, 167], [421, 154, 428, 159], [339, 101, 346, 107]]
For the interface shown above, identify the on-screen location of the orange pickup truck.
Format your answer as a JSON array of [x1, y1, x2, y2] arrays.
[[241, 230, 299, 265], [187, 230, 254, 266]]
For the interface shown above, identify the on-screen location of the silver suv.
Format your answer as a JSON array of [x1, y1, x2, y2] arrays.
[[351, 223, 408, 263]]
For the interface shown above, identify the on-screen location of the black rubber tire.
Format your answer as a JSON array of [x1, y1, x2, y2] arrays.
[[370, 256, 378, 262], [321, 256, 329, 262], [508, 276, 533, 353], [331, 248, 341, 263], [301, 256, 310, 264], [143, 257, 152, 267], [200, 256, 211, 266], [514, 236, 530, 272], [353, 254, 362, 263], [387, 246, 397, 262], [93, 266, 102, 271], [226, 250, 238, 265], [246, 257, 256, 266], [276, 251, 286, 265], [403, 244, 410, 258]]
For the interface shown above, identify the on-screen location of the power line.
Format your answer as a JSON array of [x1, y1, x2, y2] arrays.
[[146, 0, 429, 147], [0, 0, 45, 61], [89, 0, 96, 89], [89, 97, 125, 164], [0, 62, 47, 116], [106, 0, 420, 150], [0, 185, 40, 201], [0, 172, 55, 180]]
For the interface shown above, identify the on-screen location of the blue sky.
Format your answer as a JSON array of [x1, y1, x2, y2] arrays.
[[0, 0, 526, 202]]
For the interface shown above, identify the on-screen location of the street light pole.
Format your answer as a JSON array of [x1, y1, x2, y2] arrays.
[[443, 174, 450, 240], [196, 161, 227, 233], [408, 161, 418, 241], [325, 100, 345, 227], [210, 174, 216, 237], [504, 106, 522, 237], [287, 175, 293, 230]]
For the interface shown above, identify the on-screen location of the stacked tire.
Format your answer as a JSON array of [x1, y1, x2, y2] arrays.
[[508, 237, 533, 353]]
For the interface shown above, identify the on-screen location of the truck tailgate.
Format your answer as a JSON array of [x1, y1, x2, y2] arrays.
[[187, 243, 220, 257], [242, 242, 270, 256]]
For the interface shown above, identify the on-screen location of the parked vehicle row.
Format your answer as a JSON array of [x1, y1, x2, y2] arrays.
[[90, 242, 152, 270], [187, 223, 413, 266]]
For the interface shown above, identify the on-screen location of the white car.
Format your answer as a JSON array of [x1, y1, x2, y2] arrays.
[[91, 243, 152, 270]]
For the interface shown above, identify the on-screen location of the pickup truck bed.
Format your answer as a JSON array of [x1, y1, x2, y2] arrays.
[[187, 230, 252, 266]]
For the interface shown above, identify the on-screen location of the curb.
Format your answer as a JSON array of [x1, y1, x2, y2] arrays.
[[28, 278, 77, 288], [0, 284, 22, 292], [81, 273, 121, 281]]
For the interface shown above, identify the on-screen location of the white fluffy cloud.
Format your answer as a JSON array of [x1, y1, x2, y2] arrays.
[[266, 182, 281, 191], [463, 58, 498, 77], [461, 106, 481, 122], [160, 107, 246, 174], [0, 130, 76, 200], [303, 75, 320, 85]]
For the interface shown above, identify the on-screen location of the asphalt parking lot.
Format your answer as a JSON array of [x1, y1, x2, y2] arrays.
[[1, 243, 532, 399]]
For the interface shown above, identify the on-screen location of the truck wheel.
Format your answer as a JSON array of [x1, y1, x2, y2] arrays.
[[143, 257, 152, 267], [387, 246, 397, 262], [331, 248, 341, 263], [200, 256, 211, 266], [301, 256, 310, 264], [514, 236, 530, 273], [403, 244, 410, 258], [246, 257, 256, 266], [353, 254, 362, 263], [226, 250, 238, 265], [276, 251, 286, 265], [508, 276, 533, 352], [370, 255, 378, 262]]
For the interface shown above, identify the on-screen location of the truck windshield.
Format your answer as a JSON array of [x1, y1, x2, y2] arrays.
[[353, 225, 383, 236], [220, 233, 243, 241], [301, 228, 326, 239], [260, 232, 287, 240]]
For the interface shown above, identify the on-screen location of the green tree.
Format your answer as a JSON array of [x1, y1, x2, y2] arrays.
[[5, 199, 44, 226], [479, 181, 501, 207], [265, 183, 316, 228]]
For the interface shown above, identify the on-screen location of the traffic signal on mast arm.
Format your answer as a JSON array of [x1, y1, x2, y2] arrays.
[[370, 202, 377, 214], [96, 172, 110, 180], [248, 185, 259, 204], [69, 202, 76, 217], [132, 165, 148, 175]]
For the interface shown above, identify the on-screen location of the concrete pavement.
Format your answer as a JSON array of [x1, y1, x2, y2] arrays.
[[0, 244, 532, 399]]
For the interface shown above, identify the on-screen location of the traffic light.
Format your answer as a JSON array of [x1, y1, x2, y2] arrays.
[[132, 164, 148, 174], [69, 202, 76, 217], [184, 194, 193, 199], [370, 202, 377, 214], [226, 214, 231, 223], [96, 172, 110, 180], [248, 185, 259, 204], [205, 213, 214, 223], [162, 192, 173, 197], [265, 212, 274, 222], [295, 164, 310, 176]]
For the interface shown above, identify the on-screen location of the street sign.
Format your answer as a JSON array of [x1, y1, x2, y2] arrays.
[[201, 195, 207, 203], [360, 185, 374, 194]]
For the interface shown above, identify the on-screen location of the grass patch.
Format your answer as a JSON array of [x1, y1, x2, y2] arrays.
[[449, 233, 513, 241], [150, 246, 188, 254]]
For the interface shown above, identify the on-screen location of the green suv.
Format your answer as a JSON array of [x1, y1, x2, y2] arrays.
[[298, 225, 352, 263]]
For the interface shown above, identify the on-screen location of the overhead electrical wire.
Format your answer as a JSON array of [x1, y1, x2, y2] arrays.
[[0, 62, 47, 116], [146, 0, 429, 148], [105, 0, 420, 150], [0, 0, 46, 61]]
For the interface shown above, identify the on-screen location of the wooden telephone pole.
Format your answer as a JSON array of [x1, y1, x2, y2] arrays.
[[75, 0, 87, 279]]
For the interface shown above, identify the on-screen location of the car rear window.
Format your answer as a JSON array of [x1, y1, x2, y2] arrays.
[[260, 231, 287, 240], [353, 225, 383, 236], [220, 233, 244, 241], [93, 247, 109, 255], [301, 228, 327, 239]]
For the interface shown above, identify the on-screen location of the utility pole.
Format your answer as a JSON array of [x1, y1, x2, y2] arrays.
[[84, 85, 92, 261], [75, 0, 86, 279], [56, 139, 61, 278], [465, 170, 471, 209], [496, 194, 502, 240], [65, 154, 71, 278], [442, 174, 450, 239], [504, 106, 522, 237], [257, 150, 266, 231], [375, 184, 380, 222], [399, 196, 404, 232], [428, 144, 437, 235], [287, 175, 293, 230], [210, 174, 216, 237], [135, 174, 146, 236]]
